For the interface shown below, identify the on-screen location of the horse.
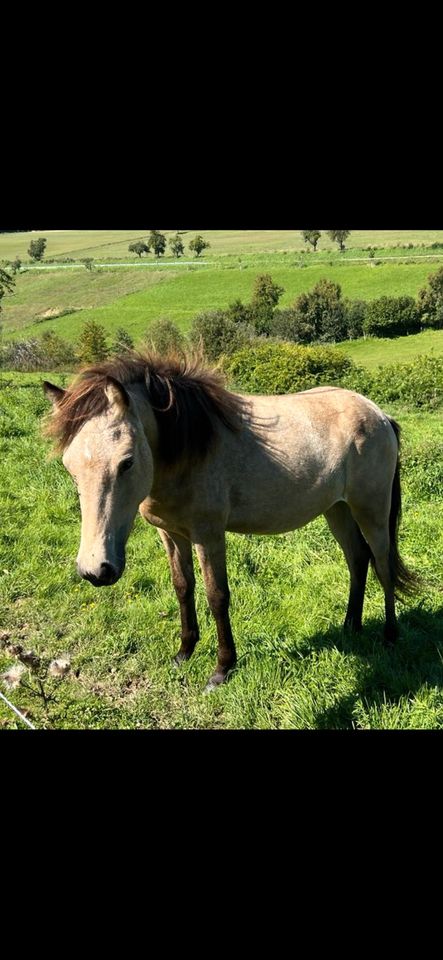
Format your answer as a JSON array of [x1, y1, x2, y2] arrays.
[[43, 352, 417, 692]]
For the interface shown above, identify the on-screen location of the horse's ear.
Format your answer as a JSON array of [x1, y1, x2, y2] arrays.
[[105, 376, 130, 411], [43, 381, 67, 407]]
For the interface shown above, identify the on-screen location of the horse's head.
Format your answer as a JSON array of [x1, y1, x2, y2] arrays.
[[44, 377, 154, 586]]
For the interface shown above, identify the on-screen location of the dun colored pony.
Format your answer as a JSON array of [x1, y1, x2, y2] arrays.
[[43, 353, 416, 691]]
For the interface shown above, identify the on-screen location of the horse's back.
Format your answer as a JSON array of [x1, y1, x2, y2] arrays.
[[219, 386, 398, 535]]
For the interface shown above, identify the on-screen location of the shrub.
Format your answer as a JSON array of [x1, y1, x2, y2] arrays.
[[38, 331, 76, 368], [343, 299, 368, 339], [189, 310, 254, 361], [223, 340, 358, 395], [112, 328, 135, 355], [364, 296, 421, 338], [0, 332, 76, 371], [0, 338, 46, 371], [251, 274, 285, 335], [417, 267, 443, 329], [28, 238, 47, 261], [293, 279, 347, 343], [145, 318, 186, 354], [268, 308, 315, 344], [358, 356, 443, 410], [76, 320, 109, 364]]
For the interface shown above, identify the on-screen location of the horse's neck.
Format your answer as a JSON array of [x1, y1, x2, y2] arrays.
[[127, 383, 159, 451]]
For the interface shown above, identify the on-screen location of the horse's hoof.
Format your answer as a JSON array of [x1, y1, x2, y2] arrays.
[[172, 650, 192, 668], [203, 668, 234, 693], [203, 678, 223, 694]]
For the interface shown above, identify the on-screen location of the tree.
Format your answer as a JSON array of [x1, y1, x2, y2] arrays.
[[292, 279, 347, 343], [417, 267, 443, 329], [169, 234, 185, 258], [145, 318, 186, 354], [129, 240, 150, 258], [0, 267, 15, 312], [149, 231, 167, 258], [81, 258, 95, 271], [76, 320, 109, 365], [9, 258, 21, 275], [251, 273, 285, 335], [301, 230, 321, 252], [343, 299, 368, 339], [112, 328, 135, 354], [269, 308, 316, 344], [326, 230, 350, 252], [226, 298, 253, 327], [189, 235, 210, 258], [189, 310, 254, 361], [28, 237, 47, 261]]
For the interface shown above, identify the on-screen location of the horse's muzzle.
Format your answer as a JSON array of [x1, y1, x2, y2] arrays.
[[78, 562, 122, 587]]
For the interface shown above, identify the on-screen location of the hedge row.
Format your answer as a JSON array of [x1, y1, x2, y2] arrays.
[[223, 341, 443, 410]]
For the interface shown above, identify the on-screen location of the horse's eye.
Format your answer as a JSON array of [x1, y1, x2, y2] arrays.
[[119, 457, 134, 474]]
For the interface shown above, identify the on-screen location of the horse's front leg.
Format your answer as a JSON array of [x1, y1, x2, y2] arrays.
[[195, 535, 237, 692], [158, 529, 200, 666]]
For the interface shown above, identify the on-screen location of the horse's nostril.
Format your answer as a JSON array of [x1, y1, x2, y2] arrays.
[[99, 562, 116, 583]]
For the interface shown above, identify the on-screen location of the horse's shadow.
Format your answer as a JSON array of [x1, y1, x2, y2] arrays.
[[276, 603, 443, 728]]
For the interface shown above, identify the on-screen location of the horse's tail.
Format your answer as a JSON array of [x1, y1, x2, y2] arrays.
[[385, 417, 419, 598]]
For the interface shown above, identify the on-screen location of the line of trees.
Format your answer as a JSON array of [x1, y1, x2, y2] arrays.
[[128, 232, 210, 260], [302, 230, 351, 252]]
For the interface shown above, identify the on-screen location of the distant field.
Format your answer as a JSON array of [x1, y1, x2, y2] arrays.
[[3, 229, 443, 262], [2, 260, 440, 342]]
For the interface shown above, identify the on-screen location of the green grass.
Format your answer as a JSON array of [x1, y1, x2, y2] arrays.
[[3, 229, 443, 262], [335, 330, 443, 368], [1, 373, 443, 729], [2, 259, 441, 342]]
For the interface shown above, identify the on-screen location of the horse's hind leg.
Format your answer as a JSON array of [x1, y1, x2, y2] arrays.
[[325, 501, 371, 633], [348, 507, 397, 646], [158, 529, 200, 665]]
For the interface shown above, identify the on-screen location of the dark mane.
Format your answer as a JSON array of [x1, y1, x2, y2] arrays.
[[44, 351, 246, 464]]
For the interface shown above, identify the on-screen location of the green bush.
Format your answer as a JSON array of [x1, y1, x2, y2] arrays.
[[358, 356, 443, 410], [112, 327, 135, 355], [144, 318, 186, 355], [417, 267, 443, 329], [364, 296, 421, 338], [343, 299, 368, 340], [223, 343, 443, 412], [223, 340, 358, 394], [189, 310, 254, 361], [292, 279, 348, 343], [268, 308, 315, 344], [76, 320, 109, 365]]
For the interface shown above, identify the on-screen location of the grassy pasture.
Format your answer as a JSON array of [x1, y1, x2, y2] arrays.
[[334, 330, 443, 369], [1, 373, 443, 730], [2, 259, 441, 342]]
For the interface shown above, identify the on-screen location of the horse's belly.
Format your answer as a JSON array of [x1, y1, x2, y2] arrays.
[[226, 483, 340, 535]]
